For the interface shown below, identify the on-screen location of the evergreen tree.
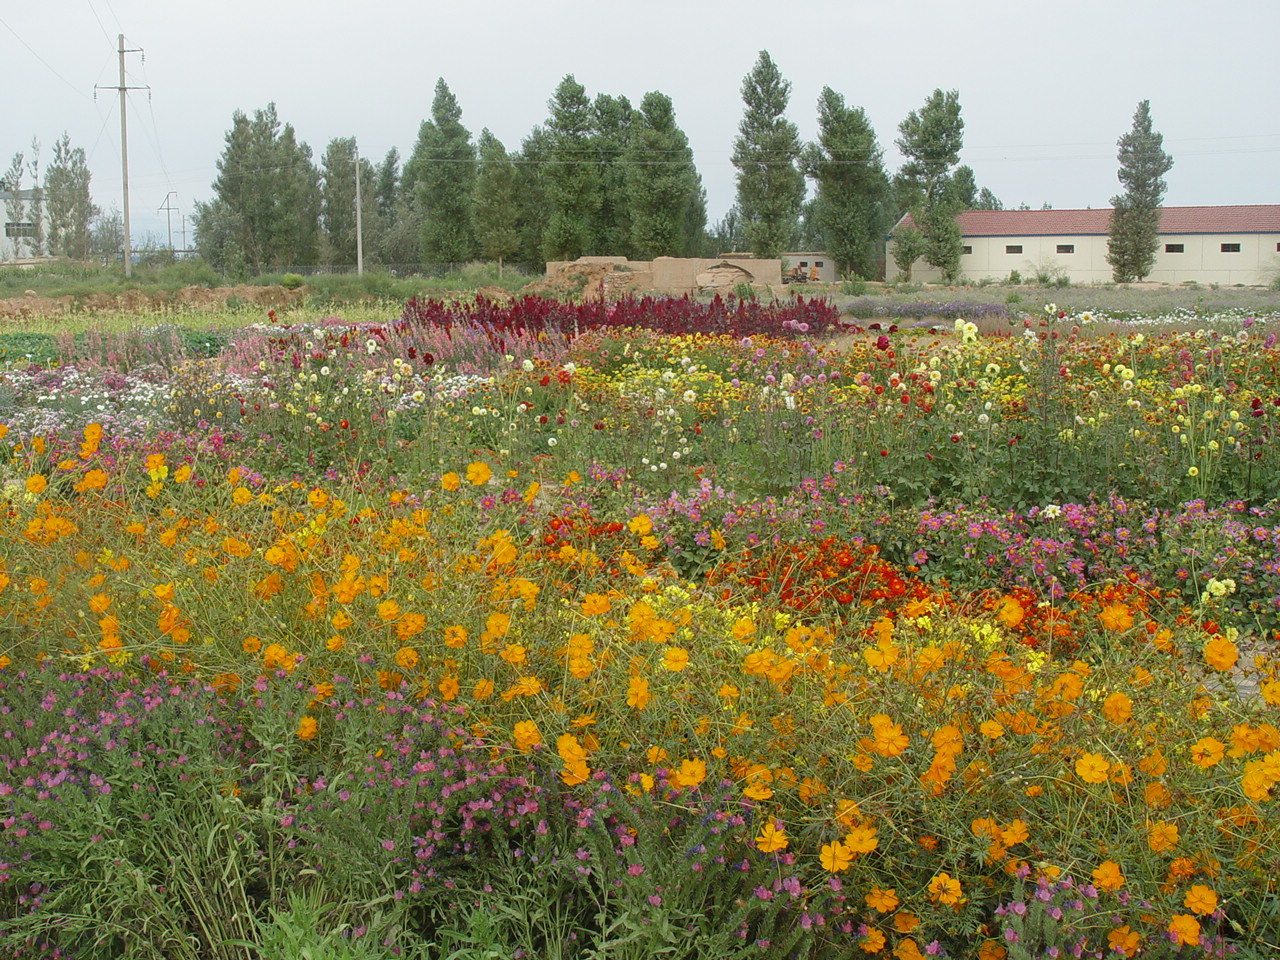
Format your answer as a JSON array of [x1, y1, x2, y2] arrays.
[[513, 126, 552, 271], [591, 93, 634, 257], [474, 129, 520, 277], [410, 79, 478, 265], [681, 174, 709, 257], [947, 165, 978, 209], [895, 89, 965, 282], [974, 187, 1003, 211], [731, 51, 804, 259], [320, 137, 359, 264], [194, 103, 320, 274], [625, 91, 698, 260], [43, 134, 98, 259], [804, 86, 890, 279], [375, 148, 400, 220], [1107, 100, 1173, 283], [709, 205, 746, 256], [542, 76, 602, 262]]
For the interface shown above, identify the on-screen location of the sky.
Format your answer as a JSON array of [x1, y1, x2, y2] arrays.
[[4, 0, 1278, 251]]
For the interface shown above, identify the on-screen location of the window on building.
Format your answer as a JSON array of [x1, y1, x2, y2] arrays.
[[1220, 243, 1241, 253], [961, 245, 972, 255], [814, 261, 824, 268], [4, 222, 36, 239], [1165, 243, 1184, 253], [1005, 245, 1022, 254]]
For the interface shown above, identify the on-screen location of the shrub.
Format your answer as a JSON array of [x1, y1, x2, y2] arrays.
[[280, 273, 305, 290]]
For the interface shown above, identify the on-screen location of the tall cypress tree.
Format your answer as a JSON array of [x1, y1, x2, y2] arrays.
[[410, 78, 478, 265], [731, 51, 804, 259], [591, 93, 634, 257], [1107, 100, 1173, 283], [805, 86, 890, 279]]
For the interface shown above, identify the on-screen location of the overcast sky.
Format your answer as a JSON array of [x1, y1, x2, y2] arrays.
[[5, 0, 1278, 250]]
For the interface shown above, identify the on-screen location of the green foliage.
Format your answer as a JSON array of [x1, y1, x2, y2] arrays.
[[732, 51, 804, 259], [43, 132, 99, 260], [625, 92, 698, 260], [896, 89, 966, 282], [474, 130, 520, 275], [194, 103, 322, 275], [410, 79, 479, 265], [542, 76, 602, 261], [591, 92, 635, 257], [890, 224, 926, 280], [804, 86, 891, 279], [1107, 100, 1173, 282], [280, 272, 305, 290]]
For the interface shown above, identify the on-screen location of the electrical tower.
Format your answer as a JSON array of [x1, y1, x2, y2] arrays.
[[95, 35, 148, 277]]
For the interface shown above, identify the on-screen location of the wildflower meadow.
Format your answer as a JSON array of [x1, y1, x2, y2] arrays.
[[1, 293, 1278, 959]]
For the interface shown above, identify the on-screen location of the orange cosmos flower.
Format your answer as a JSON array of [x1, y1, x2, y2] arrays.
[[1203, 636, 1238, 672], [1075, 752, 1110, 784], [662, 647, 689, 671], [1167, 914, 1200, 947], [1101, 691, 1132, 724], [865, 887, 899, 913], [1190, 737, 1225, 768], [1147, 820, 1178, 853], [1092, 860, 1125, 891], [1098, 603, 1133, 632], [1184, 884, 1218, 916], [671, 758, 706, 789], [928, 873, 963, 906], [465, 462, 491, 486], [296, 716, 318, 740]]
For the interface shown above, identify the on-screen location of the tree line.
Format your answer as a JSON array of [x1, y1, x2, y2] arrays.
[[191, 54, 1007, 280], [3, 135, 119, 261]]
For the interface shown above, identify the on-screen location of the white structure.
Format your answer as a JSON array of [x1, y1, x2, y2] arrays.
[[889, 205, 1280, 286], [0, 185, 45, 261]]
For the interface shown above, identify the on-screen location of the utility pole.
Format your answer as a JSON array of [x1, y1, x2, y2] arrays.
[[159, 191, 178, 251], [354, 147, 364, 277], [180, 214, 188, 253], [96, 35, 147, 277]]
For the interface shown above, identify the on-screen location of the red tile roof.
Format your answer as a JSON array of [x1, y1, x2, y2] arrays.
[[896, 205, 1280, 237]]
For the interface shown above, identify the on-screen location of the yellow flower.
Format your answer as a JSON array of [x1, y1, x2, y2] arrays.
[[1092, 860, 1125, 891], [819, 840, 853, 872], [580, 593, 610, 616], [661, 647, 689, 672], [296, 716, 318, 740], [1203, 636, 1238, 672], [1189, 737, 1225, 768], [627, 514, 653, 536], [979, 720, 1005, 739], [465, 462, 491, 486], [512, 720, 541, 752], [440, 472, 461, 491], [1167, 914, 1200, 947], [859, 928, 886, 953], [24, 474, 46, 495], [844, 824, 878, 854], [1075, 752, 1110, 784], [671, 758, 706, 789], [928, 872, 963, 906], [755, 821, 787, 853], [1101, 691, 1132, 724], [626, 675, 650, 710], [1147, 820, 1178, 853], [394, 646, 419, 670], [1184, 884, 1218, 917], [1098, 602, 1133, 632], [865, 886, 899, 913]]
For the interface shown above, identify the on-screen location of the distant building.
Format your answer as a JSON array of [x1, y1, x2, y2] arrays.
[[780, 252, 837, 284], [0, 183, 46, 260], [888, 205, 1280, 285]]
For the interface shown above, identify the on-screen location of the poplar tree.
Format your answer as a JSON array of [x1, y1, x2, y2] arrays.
[[410, 79, 478, 265], [591, 93, 634, 257], [895, 89, 965, 282], [625, 91, 698, 260], [320, 138, 359, 264], [732, 51, 804, 259], [805, 86, 890, 279], [542, 76, 601, 261], [474, 129, 520, 277], [1107, 100, 1173, 282], [43, 134, 98, 260], [195, 103, 320, 274]]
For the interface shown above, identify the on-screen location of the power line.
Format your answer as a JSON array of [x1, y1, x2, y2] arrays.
[[84, 0, 117, 51], [0, 14, 95, 101]]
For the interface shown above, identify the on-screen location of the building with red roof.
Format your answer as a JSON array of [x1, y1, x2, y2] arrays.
[[888, 205, 1280, 285]]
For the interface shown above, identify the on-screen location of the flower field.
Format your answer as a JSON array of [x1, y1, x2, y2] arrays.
[[1, 294, 1278, 959]]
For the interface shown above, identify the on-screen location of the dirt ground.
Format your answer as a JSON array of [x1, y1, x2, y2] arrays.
[[0, 285, 307, 321]]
